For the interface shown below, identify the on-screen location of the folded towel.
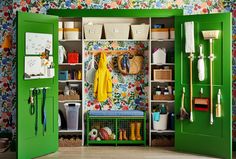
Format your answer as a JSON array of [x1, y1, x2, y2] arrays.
[[152, 112, 160, 121], [185, 21, 195, 53]]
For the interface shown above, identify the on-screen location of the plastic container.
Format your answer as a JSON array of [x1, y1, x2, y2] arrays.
[[64, 103, 81, 130], [131, 24, 149, 40], [104, 23, 130, 39], [59, 71, 68, 80], [64, 28, 80, 40], [152, 113, 168, 130], [84, 24, 103, 40], [59, 28, 63, 40], [170, 28, 175, 39], [151, 28, 169, 40]]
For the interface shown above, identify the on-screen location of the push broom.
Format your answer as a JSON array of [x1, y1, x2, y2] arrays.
[[185, 22, 195, 123], [202, 30, 220, 125]]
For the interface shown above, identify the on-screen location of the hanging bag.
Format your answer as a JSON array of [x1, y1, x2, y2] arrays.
[[118, 54, 144, 75], [86, 55, 97, 83]]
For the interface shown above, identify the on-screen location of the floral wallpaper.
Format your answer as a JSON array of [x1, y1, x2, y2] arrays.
[[84, 41, 149, 111], [0, 0, 233, 133]]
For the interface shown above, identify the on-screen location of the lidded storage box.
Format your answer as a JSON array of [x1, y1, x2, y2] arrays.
[[84, 24, 103, 40], [170, 28, 175, 39], [151, 28, 169, 40], [131, 24, 149, 40], [64, 28, 80, 40], [64, 103, 81, 130], [104, 23, 130, 39]]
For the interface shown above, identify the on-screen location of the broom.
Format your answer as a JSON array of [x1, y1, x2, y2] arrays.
[[185, 22, 195, 122], [180, 87, 189, 120], [202, 30, 220, 125]]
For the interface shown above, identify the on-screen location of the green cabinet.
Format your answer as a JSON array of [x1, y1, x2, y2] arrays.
[[17, 12, 58, 159]]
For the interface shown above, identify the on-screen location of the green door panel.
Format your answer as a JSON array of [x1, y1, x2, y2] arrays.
[[175, 13, 232, 159], [17, 12, 58, 159]]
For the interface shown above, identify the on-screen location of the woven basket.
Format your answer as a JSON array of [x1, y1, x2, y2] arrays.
[[117, 55, 144, 75]]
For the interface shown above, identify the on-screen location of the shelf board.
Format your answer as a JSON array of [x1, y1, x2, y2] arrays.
[[151, 100, 175, 103], [59, 130, 83, 133], [59, 80, 82, 83], [59, 100, 82, 103], [59, 63, 82, 66], [151, 63, 174, 66], [83, 39, 149, 42], [151, 39, 174, 42], [59, 39, 82, 42], [151, 80, 175, 83], [151, 129, 175, 133]]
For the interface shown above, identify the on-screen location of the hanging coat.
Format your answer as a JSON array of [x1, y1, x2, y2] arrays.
[[93, 52, 112, 102]]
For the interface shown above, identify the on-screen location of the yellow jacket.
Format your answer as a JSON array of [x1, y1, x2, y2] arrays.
[[94, 52, 112, 102]]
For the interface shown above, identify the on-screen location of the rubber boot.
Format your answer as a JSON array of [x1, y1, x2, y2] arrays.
[[123, 129, 128, 140], [119, 129, 123, 140], [135, 122, 142, 140], [130, 122, 136, 140]]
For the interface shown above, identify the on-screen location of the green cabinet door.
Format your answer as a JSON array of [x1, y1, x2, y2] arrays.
[[175, 13, 232, 159], [17, 12, 58, 159]]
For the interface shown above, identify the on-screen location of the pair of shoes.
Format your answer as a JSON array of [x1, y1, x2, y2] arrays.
[[119, 129, 128, 140], [130, 122, 142, 141]]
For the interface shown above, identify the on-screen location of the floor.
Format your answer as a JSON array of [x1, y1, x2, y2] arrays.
[[2, 147, 236, 159], [37, 147, 221, 159]]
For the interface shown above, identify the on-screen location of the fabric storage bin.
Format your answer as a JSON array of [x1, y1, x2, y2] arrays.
[[153, 69, 172, 81], [152, 48, 166, 64], [152, 113, 168, 130], [59, 71, 68, 80], [151, 28, 169, 40], [170, 28, 175, 39], [131, 24, 149, 40], [68, 52, 79, 63], [84, 24, 103, 40], [64, 103, 81, 130], [64, 28, 80, 40], [104, 23, 130, 39], [64, 21, 74, 28]]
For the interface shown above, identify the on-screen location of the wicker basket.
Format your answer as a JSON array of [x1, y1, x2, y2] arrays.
[[59, 94, 80, 101], [153, 69, 172, 81], [118, 55, 144, 75], [153, 94, 174, 100], [59, 137, 82, 147]]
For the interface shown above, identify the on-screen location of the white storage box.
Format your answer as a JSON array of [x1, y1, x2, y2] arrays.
[[152, 48, 166, 64], [152, 113, 168, 130], [64, 103, 81, 130], [59, 28, 63, 40], [64, 21, 74, 28], [84, 24, 103, 40], [64, 28, 80, 40], [151, 28, 169, 40], [131, 24, 149, 40], [170, 28, 175, 39], [59, 22, 63, 28], [104, 23, 130, 39]]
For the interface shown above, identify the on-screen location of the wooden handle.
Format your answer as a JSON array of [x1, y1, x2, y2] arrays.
[[190, 52, 193, 122]]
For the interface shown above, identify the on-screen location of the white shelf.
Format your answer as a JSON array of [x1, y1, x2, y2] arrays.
[[83, 39, 149, 42], [151, 130, 175, 133], [59, 130, 83, 133], [151, 63, 174, 66], [151, 80, 175, 83], [59, 100, 82, 103], [59, 80, 82, 83], [151, 100, 175, 103], [59, 63, 82, 66], [151, 39, 174, 42], [59, 39, 82, 42]]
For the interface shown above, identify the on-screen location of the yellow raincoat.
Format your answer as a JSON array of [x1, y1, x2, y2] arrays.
[[94, 52, 112, 102]]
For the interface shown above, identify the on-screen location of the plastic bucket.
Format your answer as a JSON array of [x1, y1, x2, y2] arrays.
[[152, 113, 168, 130]]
